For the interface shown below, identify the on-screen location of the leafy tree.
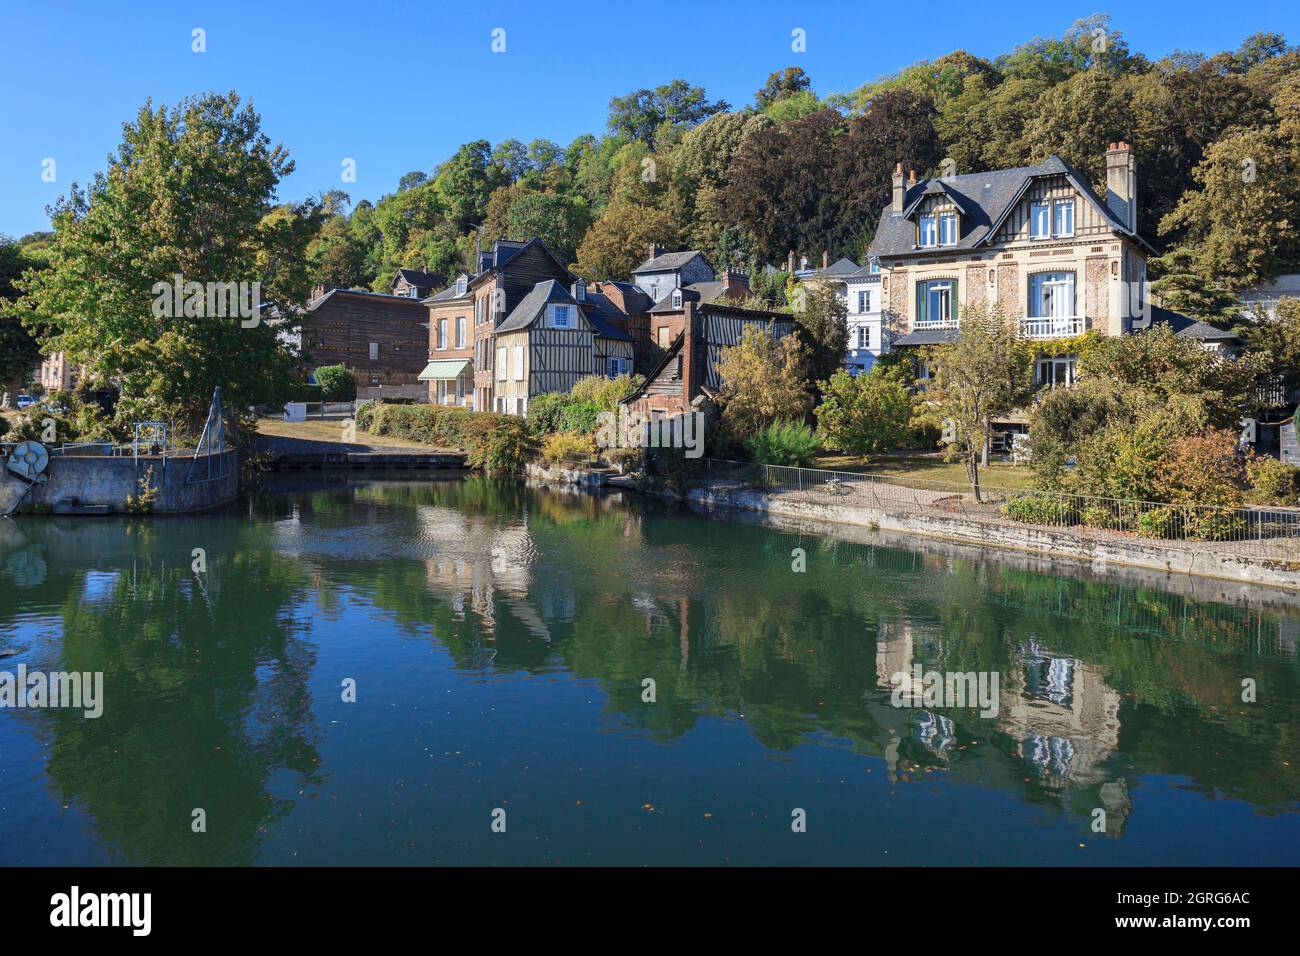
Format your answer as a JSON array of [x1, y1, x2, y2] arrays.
[[506, 192, 591, 265], [0, 236, 43, 399], [1160, 125, 1300, 288], [398, 170, 428, 191], [14, 92, 321, 432], [840, 50, 996, 114], [744, 420, 819, 466], [1242, 296, 1300, 396], [1149, 247, 1242, 325], [574, 201, 678, 280], [434, 140, 503, 233], [793, 282, 848, 386], [715, 326, 811, 438], [726, 108, 846, 263], [755, 67, 811, 109], [607, 79, 729, 148], [835, 89, 943, 251], [814, 366, 914, 455], [927, 304, 1034, 499]]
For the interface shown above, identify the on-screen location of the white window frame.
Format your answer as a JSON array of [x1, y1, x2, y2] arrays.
[[857, 290, 868, 313], [1035, 355, 1076, 388], [671, 289, 682, 309], [939, 212, 958, 246], [916, 279, 956, 327], [514, 345, 524, 381], [496, 346, 507, 380], [919, 214, 937, 248], [369, 342, 379, 361], [437, 319, 447, 350], [1029, 271, 1076, 319], [1030, 201, 1051, 240], [1053, 199, 1074, 238], [456, 276, 467, 296], [551, 305, 573, 329], [456, 316, 466, 349]]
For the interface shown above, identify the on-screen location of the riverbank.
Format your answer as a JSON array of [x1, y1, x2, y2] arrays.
[[526, 462, 1300, 592]]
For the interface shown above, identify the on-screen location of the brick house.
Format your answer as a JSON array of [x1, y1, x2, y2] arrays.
[[465, 237, 576, 412], [420, 273, 475, 407], [304, 289, 430, 395], [642, 268, 754, 368]]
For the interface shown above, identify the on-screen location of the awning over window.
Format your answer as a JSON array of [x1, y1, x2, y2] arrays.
[[418, 359, 471, 381]]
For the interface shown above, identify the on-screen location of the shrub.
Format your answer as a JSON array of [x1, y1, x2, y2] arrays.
[[541, 431, 593, 464], [353, 400, 378, 431], [1136, 507, 1178, 538], [1080, 505, 1130, 531], [1247, 455, 1300, 505], [744, 420, 819, 467], [1001, 493, 1076, 525], [558, 401, 603, 435], [356, 402, 534, 473], [814, 367, 914, 455], [570, 374, 641, 411], [527, 393, 570, 436], [314, 365, 357, 402]]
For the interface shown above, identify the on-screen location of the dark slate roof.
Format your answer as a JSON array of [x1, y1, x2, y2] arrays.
[[649, 280, 740, 313], [307, 288, 428, 311], [394, 268, 445, 289], [868, 155, 1142, 261], [581, 291, 634, 342], [632, 249, 711, 275], [1151, 305, 1244, 341], [893, 328, 960, 346], [495, 280, 576, 333], [600, 280, 656, 314], [468, 237, 571, 292], [426, 280, 470, 303]]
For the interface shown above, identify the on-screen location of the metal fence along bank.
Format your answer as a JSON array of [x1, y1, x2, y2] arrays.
[[700, 459, 1300, 563]]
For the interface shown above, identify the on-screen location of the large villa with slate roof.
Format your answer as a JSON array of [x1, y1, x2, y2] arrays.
[[869, 142, 1152, 392]]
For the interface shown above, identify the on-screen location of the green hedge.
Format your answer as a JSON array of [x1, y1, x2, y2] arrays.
[[355, 402, 535, 473]]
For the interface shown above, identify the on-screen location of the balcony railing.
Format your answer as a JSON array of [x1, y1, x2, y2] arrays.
[[913, 318, 960, 330], [1021, 316, 1084, 339]]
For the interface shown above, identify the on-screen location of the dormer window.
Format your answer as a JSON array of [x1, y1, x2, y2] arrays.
[[573, 280, 586, 302], [1031, 202, 1051, 239], [939, 213, 958, 246], [919, 214, 937, 247], [869, 259, 880, 274], [1053, 199, 1074, 237], [407, 286, 420, 298], [455, 276, 467, 296], [671, 289, 682, 309], [551, 304, 573, 329]]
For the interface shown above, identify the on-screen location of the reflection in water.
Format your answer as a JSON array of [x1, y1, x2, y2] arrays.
[[1, 475, 1297, 865]]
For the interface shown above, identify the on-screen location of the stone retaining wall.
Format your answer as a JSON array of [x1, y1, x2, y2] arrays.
[[3, 450, 239, 515], [685, 483, 1300, 591]]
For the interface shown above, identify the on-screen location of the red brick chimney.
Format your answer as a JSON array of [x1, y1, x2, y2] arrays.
[[719, 269, 749, 299], [891, 163, 906, 213], [787, 250, 796, 274], [822, 251, 829, 270], [681, 301, 703, 409]]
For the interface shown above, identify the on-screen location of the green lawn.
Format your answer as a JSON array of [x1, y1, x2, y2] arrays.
[[812, 451, 1037, 490]]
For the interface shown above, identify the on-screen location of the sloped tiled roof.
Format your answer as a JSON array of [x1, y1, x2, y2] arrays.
[[495, 280, 577, 333], [394, 268, 445, 289], [869, 155, 1143, 260], [581, 291, 634, 342], [632, 249, 709, 274]]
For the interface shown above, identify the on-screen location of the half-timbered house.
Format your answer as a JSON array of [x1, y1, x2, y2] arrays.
[[491, 279, 634, 415]]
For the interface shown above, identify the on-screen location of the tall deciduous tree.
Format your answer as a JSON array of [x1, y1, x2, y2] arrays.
[[16, 92, 321, 431], [715, 326, 811, 438], [927, 304, 1033, 500]]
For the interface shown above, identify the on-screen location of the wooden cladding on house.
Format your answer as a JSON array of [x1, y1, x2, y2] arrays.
[[993, 176, 1111, 244]]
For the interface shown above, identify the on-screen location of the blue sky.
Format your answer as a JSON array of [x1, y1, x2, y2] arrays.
[[2, 0, 1298, 237]]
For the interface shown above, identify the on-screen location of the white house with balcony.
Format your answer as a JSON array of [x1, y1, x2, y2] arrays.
[[842, 259, 887, 373], [868, 145, 1154, 390]]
